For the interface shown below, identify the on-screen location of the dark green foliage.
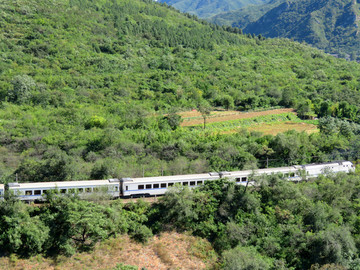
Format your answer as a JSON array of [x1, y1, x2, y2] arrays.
[[7, 75, 36, 104], [0, 193, 153, 257], [0, 198, 49, 256], [153, 173, 360, 269], [222, 245, 272, 270]]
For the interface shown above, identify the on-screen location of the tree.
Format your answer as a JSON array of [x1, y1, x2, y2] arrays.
[[222, 245, 272, 270], [164, 112, 183, 130], [0, 199, 49, 256], [42, 194, 112, 255], [197, 101, 211, 129], [8, 75, 36, 104]]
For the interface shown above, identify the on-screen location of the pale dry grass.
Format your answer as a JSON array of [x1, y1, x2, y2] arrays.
[[247, 121, 318, 135], [0, 232, 217, 270]]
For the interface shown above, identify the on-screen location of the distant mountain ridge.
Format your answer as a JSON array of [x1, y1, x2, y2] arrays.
[[210, 0, 360, 57], [157, 0, 269, 18], [209, 0, 283, 28]]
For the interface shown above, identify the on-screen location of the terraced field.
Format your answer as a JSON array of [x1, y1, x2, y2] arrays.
[[179, 108, 318, 135]]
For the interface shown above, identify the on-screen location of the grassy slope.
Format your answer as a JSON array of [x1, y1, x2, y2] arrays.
[[0, 232, 218, 270]]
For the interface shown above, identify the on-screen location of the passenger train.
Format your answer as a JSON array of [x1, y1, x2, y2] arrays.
[[0, 161, 355, 201]]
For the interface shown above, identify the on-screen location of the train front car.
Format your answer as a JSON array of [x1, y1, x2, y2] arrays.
[[120, 173, 220, 197], [8, 179, 120, 201], [304, 161, 355, 178]]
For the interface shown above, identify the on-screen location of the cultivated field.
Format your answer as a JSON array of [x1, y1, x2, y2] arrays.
[[179, 108, 318, 135], [247, 121, 318, 135], [180, 108, 295, 126]]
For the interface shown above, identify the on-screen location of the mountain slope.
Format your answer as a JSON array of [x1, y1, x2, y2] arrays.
[[157, 0, 269, 18], [1, 0, 360, 182], [209, 0, 284, 27], [211, 0, 360, 57]]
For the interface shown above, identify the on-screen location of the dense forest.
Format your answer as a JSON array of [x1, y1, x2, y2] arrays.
[[2, 172, 360, 269], [1, 0, 360, 184]]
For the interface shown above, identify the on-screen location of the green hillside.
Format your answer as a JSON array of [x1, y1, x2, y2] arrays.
[[157, 0, 269, 18], [1, 0, 360, 182], [211, 0, 360, 58]]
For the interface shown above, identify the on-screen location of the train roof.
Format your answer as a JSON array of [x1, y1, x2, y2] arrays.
[[224, 165, 302, 176], [121, 165, 303, 183], [121, 172, 219, 184], [8, 179, 118, 189], [302, 161, 351, 168]]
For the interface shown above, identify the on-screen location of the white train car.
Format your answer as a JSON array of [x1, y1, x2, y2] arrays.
[[3, 161, 355, 200], [121, 172, 219, 197], [8, 179, 120, 201], [0, 184, 4, 199], [303, 161, 354, 177], [226, 165, 304, 185]]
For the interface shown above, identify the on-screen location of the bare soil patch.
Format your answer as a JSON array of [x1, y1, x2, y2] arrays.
[[180, 108, 295, 127]]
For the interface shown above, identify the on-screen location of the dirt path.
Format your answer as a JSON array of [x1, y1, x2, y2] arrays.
[[180, 108, 295, 127]]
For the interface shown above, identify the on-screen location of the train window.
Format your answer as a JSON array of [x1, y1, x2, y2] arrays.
[[125, 186, 128, 191], [85, 188, 92, 193], [290, 173, 295, 177], [153, 184, 159, 189], [161, 183, 167, 188], [285, 173, 289, 177], [183, 182, 188, 186], [25, 190, 33, 196], [168, 183, 174, 187], [138, 185, 144, 190], [197, 181, 203, 185], [78, 188, 84, 193], [34, 190, 41, 195], [60, 189, 67, 194], [241, 177, 247, 182], [115, 186, 119, 191], [190, 181, 196, 186], [146, 184, 152, 189], [93, 187, 99, 192], [235, 178, 241, 182]]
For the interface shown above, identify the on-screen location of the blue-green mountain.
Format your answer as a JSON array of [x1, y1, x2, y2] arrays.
[[157, 0, 269, 18], [210, 0, 360, 57]]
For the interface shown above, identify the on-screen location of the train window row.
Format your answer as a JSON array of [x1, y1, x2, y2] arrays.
[[23, 186, 119, 196], [235, 177, 247, 182], [138, 180, 203, 190]]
